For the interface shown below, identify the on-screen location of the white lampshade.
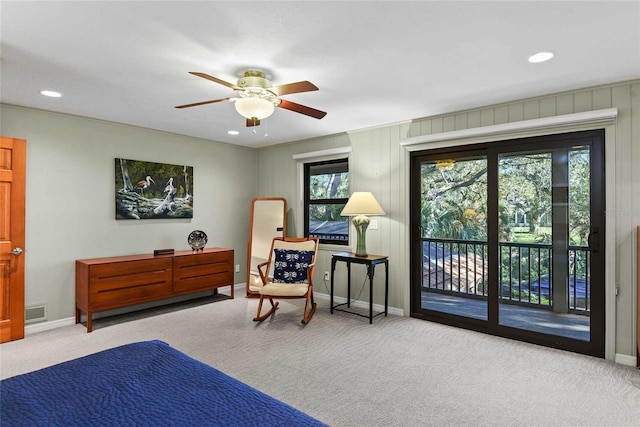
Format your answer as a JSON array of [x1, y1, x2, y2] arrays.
[[341, 192, 385, 216], [234, 97, 275, 120]]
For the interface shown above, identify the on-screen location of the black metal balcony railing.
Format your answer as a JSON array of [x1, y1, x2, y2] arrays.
[[422, 238, 590, 314]]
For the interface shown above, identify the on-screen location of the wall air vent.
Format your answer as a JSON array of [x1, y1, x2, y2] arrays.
[[25, 303, 47, 324]]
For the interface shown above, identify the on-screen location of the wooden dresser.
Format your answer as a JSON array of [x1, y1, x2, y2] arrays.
[[76, 248, 234, 332]]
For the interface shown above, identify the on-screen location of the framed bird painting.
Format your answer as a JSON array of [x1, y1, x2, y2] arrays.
[[115, 158, 194, 220]]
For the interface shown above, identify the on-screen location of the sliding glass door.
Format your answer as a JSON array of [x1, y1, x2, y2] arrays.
[[410, 130, 605, 357], [417, 153, 488, 322]]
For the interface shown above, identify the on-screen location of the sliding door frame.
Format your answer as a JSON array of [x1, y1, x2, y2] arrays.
[[410, 129, 606, 358], [410, 143, 491, 334]]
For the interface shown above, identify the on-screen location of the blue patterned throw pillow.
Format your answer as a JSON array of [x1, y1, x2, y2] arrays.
[[272, 249, 314, 283]]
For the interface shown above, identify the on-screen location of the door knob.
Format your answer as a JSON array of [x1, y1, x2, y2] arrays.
[[10, 247, 23, 256]]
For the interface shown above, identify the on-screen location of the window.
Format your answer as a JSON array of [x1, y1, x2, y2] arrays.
[[304, 159, 349, 245]]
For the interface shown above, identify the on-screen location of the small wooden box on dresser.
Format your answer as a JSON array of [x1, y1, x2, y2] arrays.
[[76, 248, 234, 332]]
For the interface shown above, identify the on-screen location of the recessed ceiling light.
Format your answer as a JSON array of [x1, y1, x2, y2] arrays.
[[528, 52, 554, 63], [227, 130, 239, 135], [40, 90, 62, 97]]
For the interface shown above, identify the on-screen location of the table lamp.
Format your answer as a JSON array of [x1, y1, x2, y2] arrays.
[[341, 192, 385, 257]]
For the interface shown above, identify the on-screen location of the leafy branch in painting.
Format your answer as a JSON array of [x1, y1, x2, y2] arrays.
[[115, 158, 194, 219]]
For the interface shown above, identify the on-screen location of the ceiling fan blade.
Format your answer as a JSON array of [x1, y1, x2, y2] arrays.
[[189, 72, 239, 90], [278, 99, 327, 119], [270, 81, 319, 96], [175, 98, 231, 109], [246, 118, 261, 127]]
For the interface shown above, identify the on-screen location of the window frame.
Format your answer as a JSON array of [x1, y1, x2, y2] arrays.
[[303, 158, 350, 246]]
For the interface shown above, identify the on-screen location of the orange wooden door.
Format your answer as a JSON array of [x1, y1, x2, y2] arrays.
[[0, 137, 26, 343]]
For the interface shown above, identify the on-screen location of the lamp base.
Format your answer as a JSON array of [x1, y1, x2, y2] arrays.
[[352, 215, 370, 257]]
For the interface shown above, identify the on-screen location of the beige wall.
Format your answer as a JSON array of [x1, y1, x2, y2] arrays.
[[0, 105, 257, 323], [257, 80, 640, 362]]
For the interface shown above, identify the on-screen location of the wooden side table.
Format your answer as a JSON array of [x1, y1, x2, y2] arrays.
[[330, 252, 389, 324]]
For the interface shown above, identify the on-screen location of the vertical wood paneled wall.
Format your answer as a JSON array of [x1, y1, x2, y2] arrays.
[[257, 80, 639, 360]]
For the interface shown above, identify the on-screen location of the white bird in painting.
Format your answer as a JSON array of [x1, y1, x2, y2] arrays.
[[164, 177, 174, 193], [136, 175, 154, 195]]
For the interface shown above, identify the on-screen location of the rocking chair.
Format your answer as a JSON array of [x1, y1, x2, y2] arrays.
[[253, 237, 319, 324]]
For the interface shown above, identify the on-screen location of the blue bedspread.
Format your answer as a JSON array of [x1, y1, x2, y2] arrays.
[[1, 340, 326, 426]]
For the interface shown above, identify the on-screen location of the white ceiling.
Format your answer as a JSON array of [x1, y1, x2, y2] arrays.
[[1, 1, 639, 148]]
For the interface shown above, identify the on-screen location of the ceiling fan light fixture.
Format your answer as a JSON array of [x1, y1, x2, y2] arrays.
[[234, 97, 275, 120]]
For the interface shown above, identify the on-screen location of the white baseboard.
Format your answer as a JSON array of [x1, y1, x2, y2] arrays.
[[25, 316, 76, 335], [237, 283, 404, 316], [32, 287, 634, 367], [614, 353, 637, 367], [314, 292, 404, 317], [234, 282, 246, 294], [22, 287, 403, 336], [25, 284, 248, 336]]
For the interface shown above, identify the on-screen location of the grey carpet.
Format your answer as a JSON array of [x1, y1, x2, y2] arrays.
[[1, 296, 639, 426]]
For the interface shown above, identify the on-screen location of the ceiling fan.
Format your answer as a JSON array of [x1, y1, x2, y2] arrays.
[[175, 70, 327, 127]]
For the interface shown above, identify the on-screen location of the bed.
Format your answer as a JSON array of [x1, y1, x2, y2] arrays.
[[1, 340, 326, 426]]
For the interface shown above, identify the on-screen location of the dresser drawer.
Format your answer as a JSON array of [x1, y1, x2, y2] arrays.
[[89, 258, 172, 308], [89, 258, 172, 282], [173, 250, 233, 293]]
